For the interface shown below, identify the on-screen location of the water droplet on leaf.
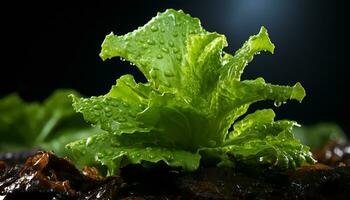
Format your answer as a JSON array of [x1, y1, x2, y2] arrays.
[[274, 101, 282, 107], [150, 25, 158, 32], [176, 55, 181, 61], [93, 105, 102, 110], [147, 39, 155, 45], [86, 137, 92, 146], [173, 47, 179, 53], [161, 47, 169, 53], [164, 70, 174, 77], [94, 111, 100, 117], [163, 81, 171, 87]]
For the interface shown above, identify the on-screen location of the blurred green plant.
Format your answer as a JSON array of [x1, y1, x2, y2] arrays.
[[293, 123, 347, 149], [0, 90, 100, 156]]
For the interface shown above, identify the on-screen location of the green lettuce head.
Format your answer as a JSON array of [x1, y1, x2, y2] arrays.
[[67, 9, 315, 175]]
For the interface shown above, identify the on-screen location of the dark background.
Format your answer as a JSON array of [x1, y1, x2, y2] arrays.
[[1, 1, 348, 134]]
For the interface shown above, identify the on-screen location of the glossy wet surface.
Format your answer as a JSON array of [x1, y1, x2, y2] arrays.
[[1, 150, 350, 199]]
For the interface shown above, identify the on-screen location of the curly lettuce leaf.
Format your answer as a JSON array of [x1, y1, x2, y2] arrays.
[[67, 133, 200, 175], [0, 90, 100, 156], [100, 9, 204, 90], [212, 109, 313, 169], [220, 26, 274, 81], [68, 9, 314, 174]]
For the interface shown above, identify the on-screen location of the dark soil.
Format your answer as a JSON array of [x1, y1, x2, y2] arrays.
[[1, 143, 350, 200]]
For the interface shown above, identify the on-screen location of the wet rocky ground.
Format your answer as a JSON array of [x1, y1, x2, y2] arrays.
[[1, 142, 350, 200]]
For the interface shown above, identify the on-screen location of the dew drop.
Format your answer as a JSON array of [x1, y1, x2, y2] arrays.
[[156, 54, 163, 59], [86, 137, 92, 146], [173, 47, 179, 53], [147, 39, 155, 45], [173, 32, 178, 37], [110, 101, 119, 107], [164, 70, 174, 77], [176, 55, 182, 61], [150, 25, 158, 32], [122, 102, 130, 107], [274, 101, 282, 107], [167, 155, 174, 161], [169, 41, 174, 47], [159, 39, 165, 44], [161, 47, 169, 53], [104, 107, 111, 112], [94, 111, 100, 117], [103, 49, 109, 54], [93, 104, 102, 110]]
